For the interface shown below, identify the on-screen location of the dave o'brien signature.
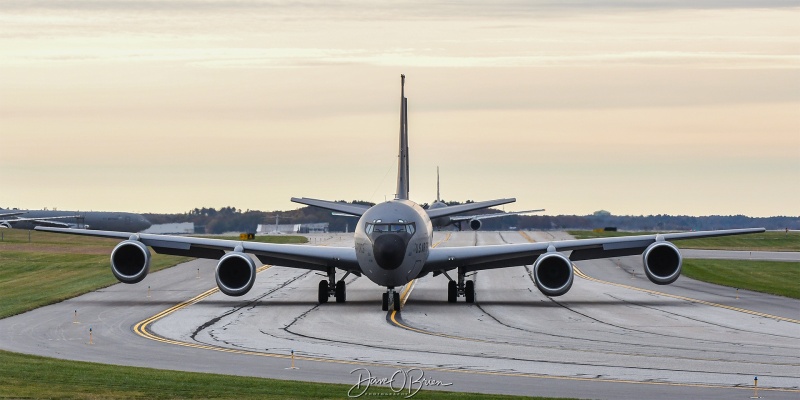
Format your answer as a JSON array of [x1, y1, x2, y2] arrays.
[[348, 367, 453, 398]]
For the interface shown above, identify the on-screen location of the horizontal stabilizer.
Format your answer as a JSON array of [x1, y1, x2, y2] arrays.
[[426, 198, 516, 220], [291, 197, 370, 217]]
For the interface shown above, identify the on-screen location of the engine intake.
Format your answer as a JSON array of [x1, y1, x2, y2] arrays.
[[469, 219, 482, 231], [533, 252, 574, 297], [111, 240, 151, 284], [216, 252, 257, 297], [643, 241, 682, 285]]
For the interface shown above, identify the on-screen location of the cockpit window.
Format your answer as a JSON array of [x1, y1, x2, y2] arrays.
[[366, 222, 416, 235]]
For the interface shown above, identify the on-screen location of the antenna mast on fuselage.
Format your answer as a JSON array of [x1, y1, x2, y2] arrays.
[[395, 74, 410, 200]]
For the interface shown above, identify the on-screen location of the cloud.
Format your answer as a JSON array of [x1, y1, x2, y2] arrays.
[[3, 1, 798, 15], [4, 46, 797, 71]]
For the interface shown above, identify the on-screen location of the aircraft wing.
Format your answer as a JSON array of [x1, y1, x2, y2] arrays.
[[421, 228, 765, 275], [35, 227, 361, 273], [0, 211, 26, 218], [291, 197, 371, 217], [449, 208, 545, 223], [426, 198, 516, 220]]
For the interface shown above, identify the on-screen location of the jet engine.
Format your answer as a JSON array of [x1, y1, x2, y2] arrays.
[[469, 219, 482, 231], [533, 252, 574, 297], [215, 252, 257, 297], [642, 241, 682, 285], [0, 222, 11, 228], [111, 240, 151, 284]]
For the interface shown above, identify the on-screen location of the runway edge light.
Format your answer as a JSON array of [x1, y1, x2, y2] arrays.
[[286, 349, 299, 370], [751, 376, 760, 399]]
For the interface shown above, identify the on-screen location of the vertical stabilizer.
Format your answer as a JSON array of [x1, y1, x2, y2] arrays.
[[436, 166, 441, 202], [396, 75, 410, 200]]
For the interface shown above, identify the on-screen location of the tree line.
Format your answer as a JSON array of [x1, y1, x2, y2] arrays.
[[144, 202, 799, 234]]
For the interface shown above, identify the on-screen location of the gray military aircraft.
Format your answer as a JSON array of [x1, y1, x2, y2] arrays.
[[37, 75, 764, 311], [429, 167, 544, 231], [2, 208, 151, 232]]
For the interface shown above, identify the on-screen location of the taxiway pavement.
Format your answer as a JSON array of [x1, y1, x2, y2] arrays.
[[0, 231, 797, 399]]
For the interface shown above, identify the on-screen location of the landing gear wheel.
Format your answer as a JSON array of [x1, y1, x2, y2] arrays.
[[382, 293, 389, 311], [318, 280, 329, 304], [447, 280, 457, 303], [393, 292, 401, 311], [335, 280, 346, 303], [465, 280, 475, 303]]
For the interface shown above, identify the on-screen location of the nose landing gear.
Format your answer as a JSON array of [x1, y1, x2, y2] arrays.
[[382, 287, 401, 311]]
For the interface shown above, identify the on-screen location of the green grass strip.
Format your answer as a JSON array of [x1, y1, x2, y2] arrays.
[[0, 250, 189, 319], [567, 231, 800, 251], [683, 259, 800, 299]]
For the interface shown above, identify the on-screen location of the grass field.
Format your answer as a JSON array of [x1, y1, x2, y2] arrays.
[[0, 349, 561, 400], [567, 230, 800, 251], [682, 259, 800, 299]]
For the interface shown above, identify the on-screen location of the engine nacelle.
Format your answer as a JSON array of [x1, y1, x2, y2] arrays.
[[643, 241, 682, 285], [469, 219, 482, 231], [0, 222, 11, 228], [533, 252, 574, 297], [215, 252, 257, 297], [111, 240, 151, 284]]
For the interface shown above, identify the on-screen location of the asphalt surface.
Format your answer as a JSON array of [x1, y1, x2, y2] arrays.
[[0, 231, 797, 399]]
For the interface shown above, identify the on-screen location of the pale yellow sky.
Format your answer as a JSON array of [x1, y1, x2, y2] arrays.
[[1, 2, 798, 216]]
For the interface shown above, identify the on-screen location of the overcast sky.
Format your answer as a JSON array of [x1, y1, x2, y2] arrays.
[[2, 1, 798, 216]]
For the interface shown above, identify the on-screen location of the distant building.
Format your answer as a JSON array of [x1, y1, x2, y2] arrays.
[[142, 222, 195, 234], [257, 222, 329, 234], [297, 222, 329, 233]]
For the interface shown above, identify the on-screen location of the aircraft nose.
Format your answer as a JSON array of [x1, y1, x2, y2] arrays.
[[373, 234, 406, 270], [138, 216, 151, 231]]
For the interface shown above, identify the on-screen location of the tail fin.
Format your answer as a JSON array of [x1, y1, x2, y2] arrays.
[[395, 74, 410, 200], [436, 166, 441, 202]]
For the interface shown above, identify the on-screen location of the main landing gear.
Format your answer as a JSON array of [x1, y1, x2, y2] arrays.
[[318, 268, 349, 304], [445, 268, 475, 303], [382, 287, 401, 312]]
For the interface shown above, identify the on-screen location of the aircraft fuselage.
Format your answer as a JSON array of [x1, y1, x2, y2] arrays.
[[0, 209, 151, 232], [354, 200, 432, 288]]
